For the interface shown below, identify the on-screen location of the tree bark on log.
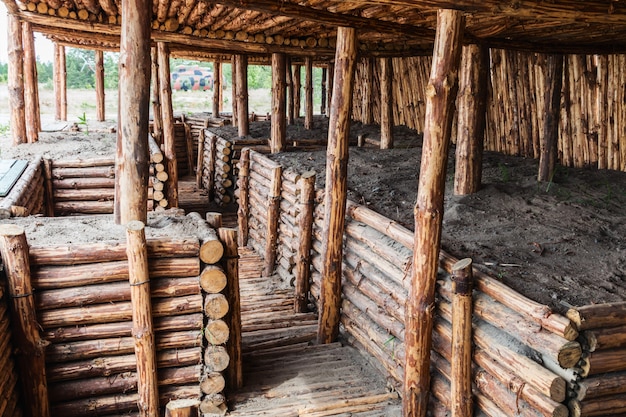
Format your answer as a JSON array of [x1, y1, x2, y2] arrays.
[[158, 42, 179, 208], [237, 148, 250, 247], [321, 66, 327, 116], [8, 14, 27, 145], [451, 258, 473, 417], [317, 26, 357, 344], [271, 52, 286, 153], [538, 54, 564, 182], [151, 47, 163, 144], [0, 224, 51, 417], [454, 44, 488, 195], [95, 50, 105, 122], [22, 21, 40, 143], [380, 57, 394, 149], [235, 54, 249, 137], [263, 165, 282, 276], [362, 58, 374, 125], [213, 60, 221, 117], [295, 171, 316, 313], [404, 10, 464, 417], [293, 64, 301, 119], [304, 57, 314, 129], [231, 55, 238, 128], [286, 56, 295, 125], [115, 0, 152, 224], [54, 43, 67, 121], [187, 211, 224, 264], [567, 301, 626, 331], [218, 227, 243, 390], [126, 221, 159, 417]]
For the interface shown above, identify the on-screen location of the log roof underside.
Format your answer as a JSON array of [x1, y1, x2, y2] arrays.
[[4, 0, 626, 60]]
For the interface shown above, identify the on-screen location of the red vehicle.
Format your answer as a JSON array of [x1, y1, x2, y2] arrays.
[[171, 65, 214, 91]]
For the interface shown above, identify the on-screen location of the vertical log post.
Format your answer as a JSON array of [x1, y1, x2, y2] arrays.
[[263, 165, 282, 276], [157, 42, 178, 208], [326, 62, 334, 116], [271, 52, 287, 153], [321, 66, 327, 116], [213, 60, 221, 118], [22, 21, 40, 143], [43, 158, 55, 217], [165, 399, 200, 417], [126, 221, 159, 416], [231, 56, 238, 127], [293, 64, 301, 119], [196, 130, 205, 188], [538, 54, 564, 182], [218, 227, 243, 390], [286, 56, 295, 125], [115, 0, 152, 224], [237, 148, 250, 247], [0, 224, 51, 417], [95, 50, 106, 122], [8, 14, 27, 145], [451, 258, 474, 417], [295, 171, 316, 313], [362, 57, 374, 125], [54, 43, 67, 121], [404, 9, 464, 417], [206, 212, 222, 228], [235, 55, 249, 137], [150, 47, 163, 144], [207, 134, 217, 202], [454, 44, 488, 195], [304, 57, 314, 129], [317, 26, 357, 344], [380, 57, 394, 149]]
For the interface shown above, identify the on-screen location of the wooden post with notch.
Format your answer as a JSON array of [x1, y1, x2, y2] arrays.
[[454, 44, 488, 195], [95, 50, 105, 122], [235, 54, 249, 137], [0, 224, 51, 417], [271, 52, 287, 153], [304, 57, 314, 129], [317, 26, 357, 344], [404, 9, 465, 417], [8, 13, 26, 145], [451, 258, 474, 417], [380, 57, 394, 149]]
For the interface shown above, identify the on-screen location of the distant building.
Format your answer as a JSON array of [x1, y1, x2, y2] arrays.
[[171, 65, 214, 91]]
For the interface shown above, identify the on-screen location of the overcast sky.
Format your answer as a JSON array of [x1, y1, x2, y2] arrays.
[[1, 4, 55, 63]]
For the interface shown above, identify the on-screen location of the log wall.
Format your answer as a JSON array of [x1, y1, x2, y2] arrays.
[[351, 51, 626, 172], [0, 156, 46, 218], [0, 276, 24, 416]]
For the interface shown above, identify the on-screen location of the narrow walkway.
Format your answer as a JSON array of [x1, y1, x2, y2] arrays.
[[227, 248, 402, 417]]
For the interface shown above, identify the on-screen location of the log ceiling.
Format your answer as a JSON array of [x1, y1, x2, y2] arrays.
[[3, 0, 626, 58]]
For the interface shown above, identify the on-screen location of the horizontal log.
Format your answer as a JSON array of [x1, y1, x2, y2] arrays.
[[204, 345, 229, 373], [53, 188, 115, 202], [30, 237, 199, 266], [569, 394, 626, 417], [200, 372, 225, 395], [52, 177, 115, 189], [580, 347, 626, 377], [200, 265, 227, 294], [576, 370, 626, 401], [32, 257, 200, 289], [567, 302, 626, 331], [250, 149, 281, 170], [205, 319, 229, 346], [186, 212, 224, 264], [54, 200, 114, 214], [584, 325, 626, 352], [52, 166, 115, 179], [52, 157, 115, 168]]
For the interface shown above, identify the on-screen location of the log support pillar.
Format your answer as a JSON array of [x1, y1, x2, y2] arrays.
[[304, 57, 314, 129], [295, 171, 316, 313], [321, 66, 327, 116], [23, 21, 40, 143], [213, 60, 221, 118], [293, 64, 301, 119], [114, 0, 152, 224], [150, 47, 163, 144], [317, 26, 357, 344], [326, 63, 334, 117], [362, 57, 374, 125], [0, 225, 51, 417], [157, 42, 178, 209], [235, 55, 249, 137], [8, 14, 26, 145], [454, 44, 488, 195], [380, 57, 394, 149], [237, 148, 250, 247], [404, 9, 464, 417], [96, 50, 105, 122], [286, 56, 295, 125], [271, 52, 287, 153], [538, 54, 564, 182], [54, 43, 67, 121], [231, 56, 238, 128], [263, 165, 282, 276]]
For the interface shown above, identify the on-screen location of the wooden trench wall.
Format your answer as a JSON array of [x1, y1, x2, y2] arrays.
[[226, 144, 626, 417], [0, 278, 23, 416], [351, 50, 626, 172], [0, 214, 238, 416]]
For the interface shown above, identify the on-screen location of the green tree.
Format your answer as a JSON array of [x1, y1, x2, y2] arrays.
[[36, 61, 53, 85], [65, 47, 96, 89], [103, 52, 119, 89]]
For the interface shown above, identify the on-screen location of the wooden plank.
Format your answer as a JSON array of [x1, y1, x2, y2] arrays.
[[0, 160, 29, 197]]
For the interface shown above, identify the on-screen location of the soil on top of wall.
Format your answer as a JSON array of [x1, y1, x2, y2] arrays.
[[212, 117, 626, 314]]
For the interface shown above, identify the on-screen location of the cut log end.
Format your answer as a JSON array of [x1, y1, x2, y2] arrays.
[[558, 341, 582, 368], [126, 220, 145, 231], [200, 240, 225, 264], [0, 224, 25, 236]]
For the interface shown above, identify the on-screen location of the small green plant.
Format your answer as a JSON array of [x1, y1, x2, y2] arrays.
[[0, 123, 9, 136], [498, 163, 511, 183], [77, 112, 89, 134]]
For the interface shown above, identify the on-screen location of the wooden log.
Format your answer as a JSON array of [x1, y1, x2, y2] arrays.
[[304, 57, 314, 129], [53, 187, 115, 202], [293, 64, 302, 118], [8, 14, 26, 145], [165, 398, 200, 417], [53, 165, 116, 179], [317, 26, 357, 345], [569, 394, 626, 417], [286, 57, 295, 125], [212, 60, 221, 117], [263, 165, 282, 276], [115, 0, 151, 224], [158, 42, 179, 209], [204, 345, 230, 373], [454, 44, 488, 195], [579, 347, 626, 377], [53, 177, 116, 190], [149, 135, 164, 163], [54, 43, 67, 121], [380, 57, 394, 149], [0, 156, 43, 216], [538, 54, 564, 182], [151, 47, 163, 144], [235, 54, 249, 137], [200, 265, 227, 294], [200, 372, 226, 395], [219, 227, 243, 390], [204, 293, 229, 320], [271, 52, 287, 153], [184, 122, 195, 175], [43, 158, 55, 216], [576, 371, 626, 400], [294, 171, 316, 313], [404, 10, 464, 417], [567, 302, 626, 331], [95, 50, 105, 121], [205, 319, 229, 346], [186, 211, 224, 264], [236, 148, 250, 246], [196, 130, 205, 188], [22, 21, 40, 143], [0, 225, 51, 417], [451, 258, 473, 417], [584, 325, 626, 352]]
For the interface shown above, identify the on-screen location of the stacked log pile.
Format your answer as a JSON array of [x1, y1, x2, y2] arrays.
[[149, 135, 169, 210], [174, 121, 194, 177], [567, 302, 626, 416], [0, 156, 45, 218], [0, 276, 23, 416], [49, 157, 116, 215]]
